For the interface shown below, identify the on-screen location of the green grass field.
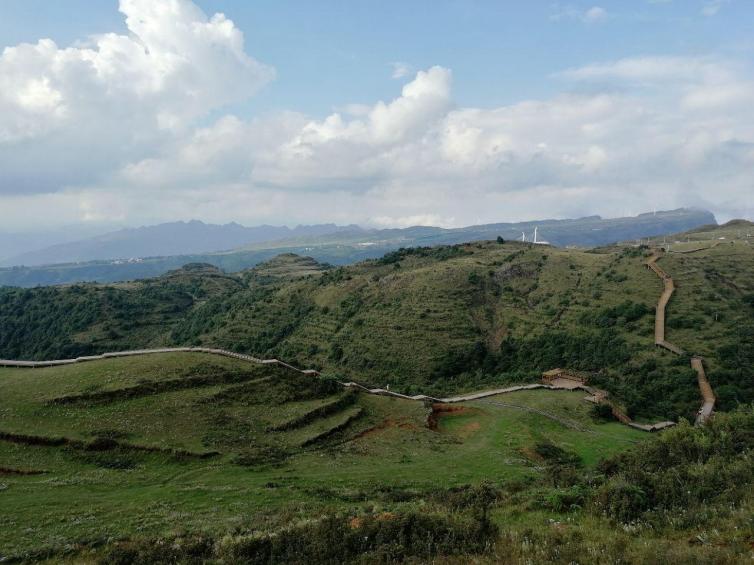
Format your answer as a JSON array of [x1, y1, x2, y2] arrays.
[[0, 353, 647, 560]]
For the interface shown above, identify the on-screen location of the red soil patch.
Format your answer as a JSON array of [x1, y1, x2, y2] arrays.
[[518, 446, 543, 463], [431, 403, 471, 414], [352, 418, 417, 440], [427, 403, 478, 431], [349, 512, 396, 529]]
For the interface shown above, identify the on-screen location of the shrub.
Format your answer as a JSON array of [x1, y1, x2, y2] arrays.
[[593, 479, 649, 522]]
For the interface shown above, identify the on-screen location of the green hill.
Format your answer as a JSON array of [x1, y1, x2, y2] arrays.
[[2, 224, 752, 422], [2, 222, 754, 562]]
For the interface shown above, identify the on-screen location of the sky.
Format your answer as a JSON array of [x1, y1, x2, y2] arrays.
[[0, 0, 753, 234]]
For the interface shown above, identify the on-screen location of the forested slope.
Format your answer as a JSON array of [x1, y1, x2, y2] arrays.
[[1, 225, 752, 421]]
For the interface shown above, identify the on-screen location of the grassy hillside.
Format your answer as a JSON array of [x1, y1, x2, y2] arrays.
[[1, 223, 752, 422], [0, 353, 751, 562], [0, 353, 639, 559]]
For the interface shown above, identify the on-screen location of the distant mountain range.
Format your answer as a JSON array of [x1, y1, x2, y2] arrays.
[[0, 208, 716, 287], [0, 221, 361, 268]]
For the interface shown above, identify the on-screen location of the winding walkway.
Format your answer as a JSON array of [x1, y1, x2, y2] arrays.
[[2, 249, 717, 430], [0, 347, 320, 374], [1, 348, 675, 433], [646, 251, 716, 425]]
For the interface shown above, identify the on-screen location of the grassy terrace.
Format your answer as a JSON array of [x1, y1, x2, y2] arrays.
[[0, 353, 644, 559]]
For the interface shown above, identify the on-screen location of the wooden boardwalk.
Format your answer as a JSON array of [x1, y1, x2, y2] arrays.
[[646, 251, 716, 424], [3, 249, 718, 432]]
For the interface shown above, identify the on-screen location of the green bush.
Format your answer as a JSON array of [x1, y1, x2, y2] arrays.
[[592, 479, 649, 522]]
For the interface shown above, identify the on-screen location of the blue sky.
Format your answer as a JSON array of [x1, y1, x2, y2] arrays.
[[0, 0, 752, 234], [2, 0, 751, 117]]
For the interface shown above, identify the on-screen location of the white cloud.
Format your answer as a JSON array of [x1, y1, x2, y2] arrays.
[[390, 61, 412, 79], [0, 1, 752, 232], [702, 0, 727, 16], [583, 6, 608, 23], [0, 0, 273, 192], [551, 4, 609, 24]]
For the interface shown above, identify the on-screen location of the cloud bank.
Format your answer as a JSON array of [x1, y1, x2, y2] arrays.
[[0, 0, 752, 231]]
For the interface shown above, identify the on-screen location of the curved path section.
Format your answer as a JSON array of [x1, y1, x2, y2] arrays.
[[0, 348, 675, 433], [646, 251, 716, 424], [0, 347, 320, 375]]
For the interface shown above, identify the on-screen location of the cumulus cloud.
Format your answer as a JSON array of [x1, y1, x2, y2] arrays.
[[0, 0, 272, 194], [0, 0, 752, 232]]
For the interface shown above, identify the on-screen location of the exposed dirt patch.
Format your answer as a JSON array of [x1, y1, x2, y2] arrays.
[[432, 404, 471, 414], [427, 404, 480, 431], [458, 421, 481, 435], [349, 512, 396, 529], [518, 446, 544, 464], [352, 418, 418, 440]]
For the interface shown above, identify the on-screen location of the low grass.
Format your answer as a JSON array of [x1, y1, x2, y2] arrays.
[[0, 353, 647, 560]]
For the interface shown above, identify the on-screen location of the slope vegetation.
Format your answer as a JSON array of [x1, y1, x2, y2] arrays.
[[1, 224, 752, 422], [0, 352, 646, 560]]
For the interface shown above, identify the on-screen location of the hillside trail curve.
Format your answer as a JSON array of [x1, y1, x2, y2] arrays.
[[0, 348, 674, 433], [646, 251, 716, 424], [2, 248, 716, 431]]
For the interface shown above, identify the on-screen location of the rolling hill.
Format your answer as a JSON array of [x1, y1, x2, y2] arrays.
[[1, 222, 751, 424], [1, 352, 751, 562]]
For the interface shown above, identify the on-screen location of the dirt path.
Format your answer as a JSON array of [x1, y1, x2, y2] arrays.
[[646, 251, 716, 424]]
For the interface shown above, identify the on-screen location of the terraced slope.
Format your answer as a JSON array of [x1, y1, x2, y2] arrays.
[[0, 352, 646, 559]]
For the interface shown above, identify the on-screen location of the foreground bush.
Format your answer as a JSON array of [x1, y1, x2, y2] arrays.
[[592, 407, 754, 523], [100, 510, 498, 564]]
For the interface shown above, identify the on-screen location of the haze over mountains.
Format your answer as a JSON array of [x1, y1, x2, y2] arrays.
[[0, 208, 716, 288], [0, 221, 360, 267]]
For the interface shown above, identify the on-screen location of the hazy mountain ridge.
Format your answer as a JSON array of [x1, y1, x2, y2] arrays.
[[0, 208, 715, 287], [0, 220, 363, 268]]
